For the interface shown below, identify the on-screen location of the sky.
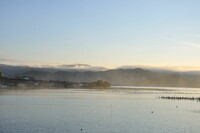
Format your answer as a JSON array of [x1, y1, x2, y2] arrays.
[[1, 0, 200, 70]]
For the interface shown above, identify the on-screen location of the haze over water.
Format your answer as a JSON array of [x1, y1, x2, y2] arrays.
[[0, 88, 200, 133]]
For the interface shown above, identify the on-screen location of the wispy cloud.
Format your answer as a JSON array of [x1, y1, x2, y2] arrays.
[[0, 58, 19, 62], [163, 37, 200, 48], [58, 64, 91, 68], [187, 34, 200, 38], [57, 64, 107, 71], [0, 58, 27, 65], [178, 41, 200, 48]]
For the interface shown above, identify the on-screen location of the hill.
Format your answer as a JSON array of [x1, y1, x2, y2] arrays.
[[17, 68, 200, 88]]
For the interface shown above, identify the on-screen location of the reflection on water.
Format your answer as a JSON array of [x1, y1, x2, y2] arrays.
[[0, 88, 200, 133]]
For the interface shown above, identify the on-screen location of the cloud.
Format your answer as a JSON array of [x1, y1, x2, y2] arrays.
[[178, 41, 200, 48], [0, 58, 16, 62], [163, 37, 200, 48], [57, 64, 107, 71], [58, 64, 91, 68], [0, 58, 27, 65], [187, 34, 200, 38]]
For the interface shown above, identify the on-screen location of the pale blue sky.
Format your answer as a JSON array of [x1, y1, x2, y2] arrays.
[[1, 0, 200, 69]]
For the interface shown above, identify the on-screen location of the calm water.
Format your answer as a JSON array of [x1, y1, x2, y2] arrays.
[[0, 88, 200, 133]]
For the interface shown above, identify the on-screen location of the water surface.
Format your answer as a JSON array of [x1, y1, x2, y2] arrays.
[[0, 88, 200, 133]]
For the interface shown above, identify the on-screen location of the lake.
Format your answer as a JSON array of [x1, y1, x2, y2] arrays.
[[0, 88, 200, 133]]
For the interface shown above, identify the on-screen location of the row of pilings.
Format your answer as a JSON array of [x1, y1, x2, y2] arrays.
[[158, 96, 200, 102]]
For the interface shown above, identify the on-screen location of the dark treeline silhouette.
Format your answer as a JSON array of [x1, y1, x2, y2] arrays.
[[0, 76, 111, 89]]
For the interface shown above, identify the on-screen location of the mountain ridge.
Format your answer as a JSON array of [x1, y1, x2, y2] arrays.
[[17, 68, 200, 88], [1, 64, 200, 88]]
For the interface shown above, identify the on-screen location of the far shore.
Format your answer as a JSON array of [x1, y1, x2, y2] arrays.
[[111, 86, 200, 91], [1, 86, 200, 93]]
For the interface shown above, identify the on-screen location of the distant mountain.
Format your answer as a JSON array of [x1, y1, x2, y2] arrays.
[[1, 64, 200, 88], [0, 64, 107, 77], [0, 64, 59, 76], [181, 71, 200, 75], [18, 68, 200, 88]]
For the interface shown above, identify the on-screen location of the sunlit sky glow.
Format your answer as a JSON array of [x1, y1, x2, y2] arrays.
[[1, 0, 200, 70]]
